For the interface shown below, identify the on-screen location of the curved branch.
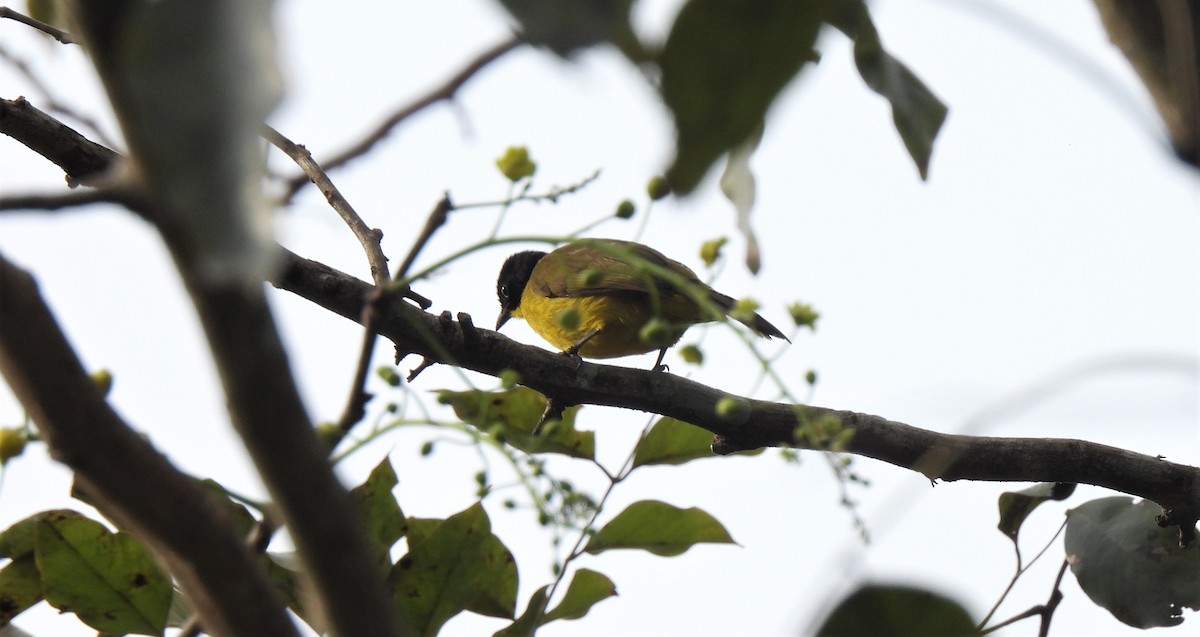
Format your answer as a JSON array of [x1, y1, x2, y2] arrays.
[[273, 249, 1200, 539]]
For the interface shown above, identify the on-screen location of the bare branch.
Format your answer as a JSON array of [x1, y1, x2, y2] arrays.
[[273, 249, 1200, 538], [264, 125, 389, 286], [0, 187, 123, 212], [282, 37, 523, 200], [0, 6, 77, 44], [0, 252, 298, 637], [0, 97, 120, 185]]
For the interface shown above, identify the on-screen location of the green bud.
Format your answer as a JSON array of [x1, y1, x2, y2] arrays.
[[576, 268, 604, 287], [646, 175, 670, 200], [804, 369, 818, 385], [0, 427, 28, 465], [90, 369, 113, 397], [730, 298, 761, 323], [495, 146, 537, 182], [376, 365, 402, 387], [614, 199, 636, 219], [556, 307, 581, 331], [788, 302, 820, 330], [699, 237, 728, 267], [420, 441, 434, 457], [638, 318, 674, 347], [715, 397, 749, 420], [498, 369, 521, 389], [678, 344, 704, 365]]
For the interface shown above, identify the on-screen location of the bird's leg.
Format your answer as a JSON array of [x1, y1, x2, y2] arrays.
[[652, 347, 669, 372], [561, 328, 601, 368]]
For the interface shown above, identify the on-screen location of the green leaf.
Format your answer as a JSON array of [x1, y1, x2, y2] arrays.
[[0, 516, 38, 559], [437, 388, 595, 460], [632, 417, 715, 468], [0, 554, 43, 627], [1065, 497, 1200, 628], [815, 584, 980, 636], [495, 0, 638, 57], [831, 1, 947, 180], [584, 500, 735, 557], [390, 503, 518, 636], [33, 509, 171, 636], [543, 568, 617, 623], [351, 456, 407, 567], [661, 0, 833, 193], [996, 482, 1076, 542], [492, 586, 550, 637]]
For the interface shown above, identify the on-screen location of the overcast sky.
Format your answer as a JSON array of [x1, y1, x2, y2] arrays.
[[1, 0, 1197, 635]]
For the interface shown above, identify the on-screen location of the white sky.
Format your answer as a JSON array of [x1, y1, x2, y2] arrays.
[[1, 0, 1198, 636]]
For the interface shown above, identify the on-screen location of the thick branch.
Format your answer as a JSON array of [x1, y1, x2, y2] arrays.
[[273, 250, 1200, 533], [0, 97, 120, 185], [0, 252, 297, 637]]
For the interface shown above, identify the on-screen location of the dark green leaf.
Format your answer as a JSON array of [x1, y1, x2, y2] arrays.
[[390, 503, 518, 636], [492, 585, 550, 637], [496, 0, 639, 57], [1065, 497, 1200, 628], [34, 509, 171, 636], [351, 456, 407, 567], [661, 0, 833, 193], [0, 554, 43, 627], [831, 1, 947, 180], [584, 500, 735, 557], [543, 568, 617, 623], [996, 482, 1076, 541], [437, 388, 595, 460], [632, 417, 715, 468], [815, 584, 980, 636]]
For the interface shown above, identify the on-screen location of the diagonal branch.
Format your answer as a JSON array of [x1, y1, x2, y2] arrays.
[[272, 249, 1200, 542], [0, 97, 120, 186], [0, 252, 298, 637]]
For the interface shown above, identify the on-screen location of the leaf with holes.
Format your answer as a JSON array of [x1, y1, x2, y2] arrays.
[[1065, 497, 1200, 628], [34, 509, 171, 635], [390, 503, 517, 636]]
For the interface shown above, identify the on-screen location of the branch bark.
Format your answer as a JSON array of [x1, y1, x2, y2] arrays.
[[0, 252, 298, 637], [273, 250, 1200, 540]]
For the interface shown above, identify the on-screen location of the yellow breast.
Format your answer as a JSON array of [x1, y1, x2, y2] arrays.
[[513, 289, 691, 358]]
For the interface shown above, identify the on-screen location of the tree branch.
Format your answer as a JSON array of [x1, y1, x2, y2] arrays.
[[272, 249, 1200, 540], [0, 97, 120, 186], [0, 252, 297, 637], [0, 6, 77, 44]]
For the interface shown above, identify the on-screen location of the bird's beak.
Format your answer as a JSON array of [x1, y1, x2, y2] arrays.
[[496, 311, 511, 331]]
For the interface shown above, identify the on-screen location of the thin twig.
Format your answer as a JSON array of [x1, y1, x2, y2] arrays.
[[0, 6, 77, 44], [0, 187, 124, 212], [1038, 559, 1070, 637], [264, 125, 389, 286], [281, 37, 523, 201], [331, 194, 453, 439]]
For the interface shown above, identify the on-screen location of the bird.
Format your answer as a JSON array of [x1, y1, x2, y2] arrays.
[[495, 238, 788, 369]]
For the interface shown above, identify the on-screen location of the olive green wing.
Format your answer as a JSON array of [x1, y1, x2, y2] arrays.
[[529, 240, 702, 299]]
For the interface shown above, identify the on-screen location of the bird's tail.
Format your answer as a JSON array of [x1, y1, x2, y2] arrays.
[[709, 291, 789, 341]]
